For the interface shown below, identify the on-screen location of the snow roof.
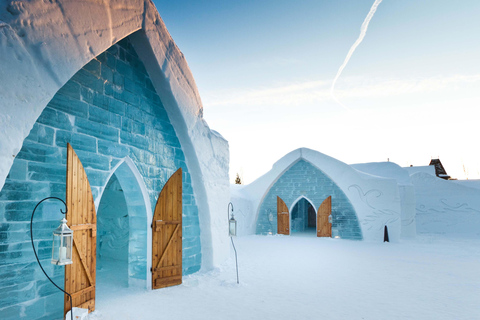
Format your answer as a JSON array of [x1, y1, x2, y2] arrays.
[[351, 161, 412, 186], [403, 165, 436, 176]]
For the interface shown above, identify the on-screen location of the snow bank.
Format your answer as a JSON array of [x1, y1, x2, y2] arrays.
[[89, 235, 480, 320], [0, 0, 229, 268], [411, 172, 480, 238], [235, 148, 402, 241]]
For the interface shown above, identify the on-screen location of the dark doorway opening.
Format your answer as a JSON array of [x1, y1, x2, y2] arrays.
[[291, 198, 316, 234], [96, 174, 129, 295]]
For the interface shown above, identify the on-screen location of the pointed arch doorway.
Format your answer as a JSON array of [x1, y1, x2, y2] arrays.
[[96, 174, 129, 293], [290, 197, 317, 235], [275, 195, 333, 237], [96, 159, 151, 299]]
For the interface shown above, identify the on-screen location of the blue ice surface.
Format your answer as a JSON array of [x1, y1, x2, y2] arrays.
[[256, 159, 363, 240], [0, 36, 201, 319]]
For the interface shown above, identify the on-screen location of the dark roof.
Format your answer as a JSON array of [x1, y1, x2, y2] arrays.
[[429, 159, 450, 179]]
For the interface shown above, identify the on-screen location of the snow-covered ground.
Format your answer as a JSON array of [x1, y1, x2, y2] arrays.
[[89, 234, 479, 320]]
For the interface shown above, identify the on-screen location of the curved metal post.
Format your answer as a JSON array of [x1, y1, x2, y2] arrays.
[[30, 197, 73, 320], [227, 202, 239, 284]]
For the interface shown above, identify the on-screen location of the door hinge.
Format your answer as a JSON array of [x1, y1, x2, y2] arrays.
[[150, 267, 153, 272]]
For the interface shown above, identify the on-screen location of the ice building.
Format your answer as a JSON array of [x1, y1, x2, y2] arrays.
[[350, 161, 416, 238], [232, 148, 412, 242], [0, 1, 229, 319]]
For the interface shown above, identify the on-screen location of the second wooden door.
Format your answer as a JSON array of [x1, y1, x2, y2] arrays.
[[152, 168, 183, 289], [317, 196, 332, 237]]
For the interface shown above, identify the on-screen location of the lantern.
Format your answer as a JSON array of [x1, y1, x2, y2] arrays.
[[51, 218, 73, 265], [229, 215, 237, 237]]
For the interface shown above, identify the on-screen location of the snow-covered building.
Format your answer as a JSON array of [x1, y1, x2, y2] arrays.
[[351, 161, 416, 238], [410, 173, 480, 237], [0, 1, 229, 319], [232, 148, 410, 242], [405, 162, 480, 237]]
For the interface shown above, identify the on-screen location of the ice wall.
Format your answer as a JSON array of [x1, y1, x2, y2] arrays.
[[0, 37, 206, 319], [256, 159, 362, 240], [0, 0, 230, 274], [411, 172, 480, 238]]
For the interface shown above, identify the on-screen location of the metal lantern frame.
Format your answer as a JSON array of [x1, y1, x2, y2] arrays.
[[30, 197, 73, 320], [51, 218, 74, 266]]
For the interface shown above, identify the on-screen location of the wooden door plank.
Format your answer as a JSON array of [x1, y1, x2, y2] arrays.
[[152, 168, 182, 289], [73, 237, 94, 286], [317, 196, 332, 237], [65, 144, 96, 316], [277, 196, 290, 235], [155, 224, 180, 270]]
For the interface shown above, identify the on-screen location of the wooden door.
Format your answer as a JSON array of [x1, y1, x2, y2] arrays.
[[277, 196, 290, 235], [317, 196, 332, 237], [152, 168, 182, 289], [65, 144, 97, 315]]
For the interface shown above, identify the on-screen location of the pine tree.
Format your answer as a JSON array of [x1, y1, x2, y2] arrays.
[[235, 173, 242, 185]]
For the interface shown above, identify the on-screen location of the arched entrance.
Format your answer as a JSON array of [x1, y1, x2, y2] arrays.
[[290, 197, 317, 235], [96, 174, 129, 293], [96, 159, 151, 297]]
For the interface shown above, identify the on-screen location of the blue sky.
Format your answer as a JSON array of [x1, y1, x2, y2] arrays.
[[153, 0, 480, 183]]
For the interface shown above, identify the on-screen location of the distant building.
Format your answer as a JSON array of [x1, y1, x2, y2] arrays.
[[404, 159, 453, 180], [428, 159, 451, 180], [231, 148, 409, 242]]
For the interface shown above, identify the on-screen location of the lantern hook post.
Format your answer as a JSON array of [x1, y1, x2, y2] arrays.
[[30, 197, 73, 320], [227, 202, 239, 284]]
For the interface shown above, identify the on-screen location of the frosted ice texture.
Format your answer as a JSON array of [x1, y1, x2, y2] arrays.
[[0, 37, 201, 319], [256, 160, 362, 239]]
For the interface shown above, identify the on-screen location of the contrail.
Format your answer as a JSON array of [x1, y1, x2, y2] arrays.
[[331, 0, 383, 110]]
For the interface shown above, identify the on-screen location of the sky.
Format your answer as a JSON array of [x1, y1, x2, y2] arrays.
[[153, 0, 480, 183]]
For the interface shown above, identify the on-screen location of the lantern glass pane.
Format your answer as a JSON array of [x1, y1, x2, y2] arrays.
[[51, 234, 60, 264], [66, 234, 73, 261], [51, 218, 73, 265], [229, 219, 237, 237]]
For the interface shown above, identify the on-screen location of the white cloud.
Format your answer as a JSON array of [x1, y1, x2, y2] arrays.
[[202, 74, 480, 109]]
